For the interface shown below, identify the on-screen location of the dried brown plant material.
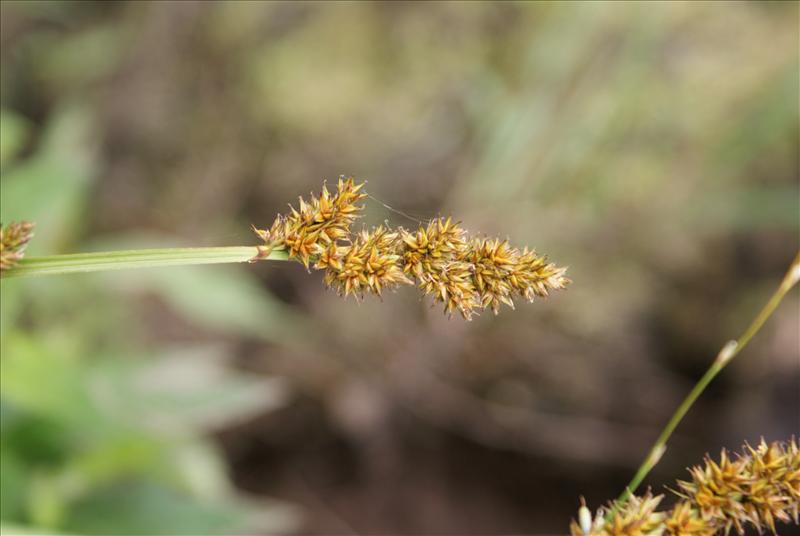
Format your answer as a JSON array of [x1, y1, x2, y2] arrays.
[[0, 221, 35, 272], [573, 439, 800, 536]]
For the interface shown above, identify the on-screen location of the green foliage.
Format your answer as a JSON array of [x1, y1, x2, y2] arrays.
[[0, 109, 30, 167], [0, 109, 298, 535]]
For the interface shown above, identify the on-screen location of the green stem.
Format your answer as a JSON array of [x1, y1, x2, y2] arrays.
[[609, 251, 800, 517], [2, 246, 289, 278]]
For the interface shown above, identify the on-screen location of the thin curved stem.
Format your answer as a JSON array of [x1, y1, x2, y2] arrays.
[[2, 246, 289, 278], [609, 251, 800, 517]]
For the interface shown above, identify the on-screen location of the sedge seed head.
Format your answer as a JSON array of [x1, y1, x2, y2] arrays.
[[254, 176, 367, 267], [415, 257, 480, 320], [0, 221, 35, 272], [253, 182, 570, 319], [572, 439, 799, 536], [675, 438, 800, 535], [459, 238, 570, 315], [738, 439, 800, 532], [570, 493, 667, 536], [677, 449, 750, 534], [399, 218, 481, 319], [460, 237, 519, 315], [398, 217, 570, 319], [318, 225, 412, 299], [400, 216, 467, 279]]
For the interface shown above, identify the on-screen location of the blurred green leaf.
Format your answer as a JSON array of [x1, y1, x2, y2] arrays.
[[0, 448, 30, 521], [28, 474, 67, 529], [0, 109, 31, 168], [36, 27, 123, 93], [0, 280, 24, 343], [0, 524, 78, 536], [0, 401, 77, 469], [0, 107, 95, 253], [62, 480, 248, 536], [138, 266, 287, 338], [0, 334, 95, 424], [169, 442, 233, 501], [95, 345, 288, 436]]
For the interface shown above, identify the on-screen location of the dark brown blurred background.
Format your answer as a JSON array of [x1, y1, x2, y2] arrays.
[[1, 1, 798, 535]]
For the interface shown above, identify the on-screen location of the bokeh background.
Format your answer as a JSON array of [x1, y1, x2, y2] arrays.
[[1, 1, 798, 535]]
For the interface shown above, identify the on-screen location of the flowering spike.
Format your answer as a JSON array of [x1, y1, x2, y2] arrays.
[[253, 181, 569, 318], [254, 176, 367, 267], [572, 438, 800, 536]]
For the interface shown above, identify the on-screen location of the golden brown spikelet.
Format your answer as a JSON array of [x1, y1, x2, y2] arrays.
[[415, 258, 480, 320], [458, 238, 571, 315], [254, 176, 366, 267], [737, 440, 796, 532], [400, 216, 467, 279], [397, 217, 570, 319], [512, 246, 571, 301], [677, 449, 751, 534], [459, 237, 518, 314], [674, 438, 800, 534], [399, 217, 481, 319], [0, 221, 35, 272], [317, 225, 412, 299], [662, 501, 715, 536], [570, 493, 667, 536], [573, 439, 800, 536], [254, 181, 570, 318]]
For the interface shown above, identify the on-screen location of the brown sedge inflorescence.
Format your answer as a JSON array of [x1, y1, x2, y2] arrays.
[[571, 438, 800, 536], [253, 176, 570, 319]]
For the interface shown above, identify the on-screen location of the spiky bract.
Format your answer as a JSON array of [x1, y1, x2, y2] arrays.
[[677, 439, 800, 534], [572, 439, 800, 536], [317, 226, 411, 299], [400, 217, 480, 319], [254, 176, 366, 267]]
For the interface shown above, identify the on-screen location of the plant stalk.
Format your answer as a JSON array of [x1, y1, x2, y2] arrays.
[[2, 246, 289, 278], [609, 251, 800, 517]]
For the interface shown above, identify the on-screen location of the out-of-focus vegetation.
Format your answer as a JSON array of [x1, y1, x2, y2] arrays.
[[1, 1, 797, 534], [0, 98, 298, 535]]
